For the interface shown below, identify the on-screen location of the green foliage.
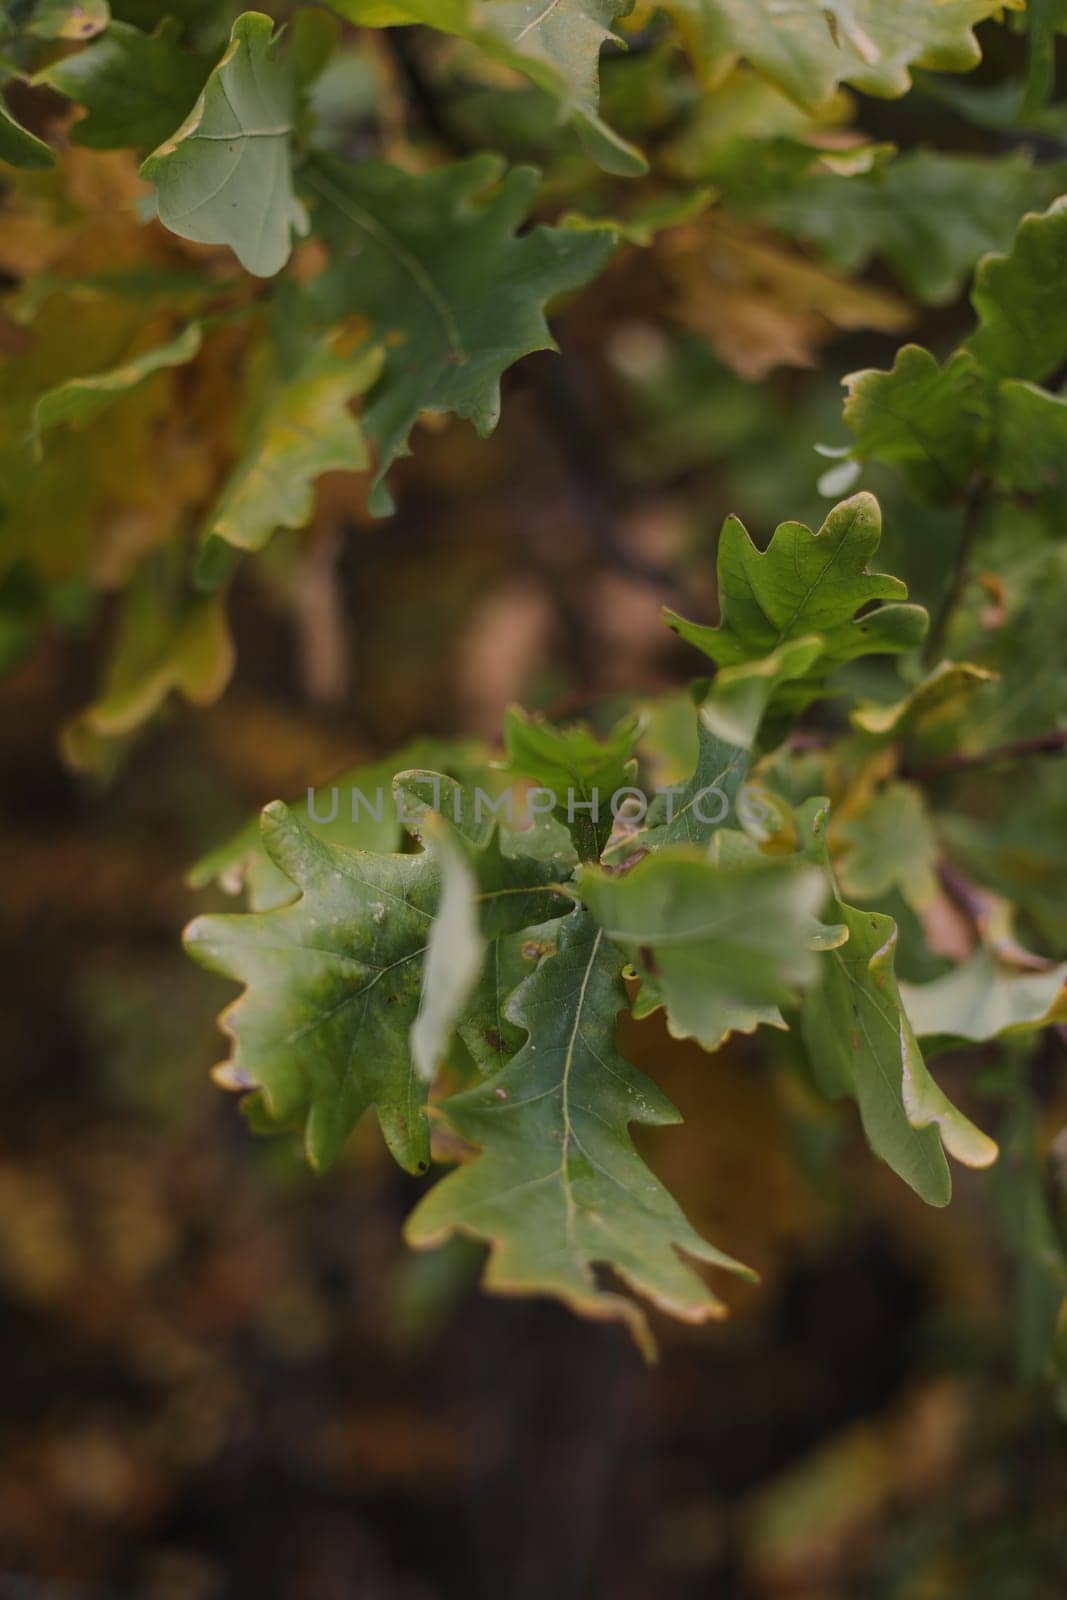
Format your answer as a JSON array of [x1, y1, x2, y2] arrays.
[[35, 17, 209, 149], [199, 338, 381, 565], [579, 849, 823, 1050], [328, 0, 646, 174], [306, 153, 613, 511], [835, 780, 938, 910], [843, 348, 988, 502], [140, 12, 309, 277], [180, 485, 1012, 1346], [664, 0, 1008, 109], [33, 320, 202, 439], [845, 199, 1067, 501], [730, 149, 1067, 305], [635, 709, 750, 850], [62, 557, 233, 771], [799, 801, 997, 1207], [901, 951, 1067, 1044], [5, 0, 1067, 1372], [966, 196, 1067, 382], [188, 740, 496, 908], [2, 0, 109, 42], [664, 492, 927, 717], [185, 784, 569, 1173], [406, 907, 755, 1356], [187, 796, 446, 1174], [504, 705, 638, 860]]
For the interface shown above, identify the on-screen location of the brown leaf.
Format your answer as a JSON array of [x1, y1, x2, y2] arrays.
[[662, 214, 911, 379]]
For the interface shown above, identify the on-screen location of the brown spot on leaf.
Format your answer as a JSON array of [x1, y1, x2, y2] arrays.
[[521, 939, 555, 961]]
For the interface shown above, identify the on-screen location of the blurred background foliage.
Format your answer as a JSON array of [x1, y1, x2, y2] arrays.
[[3, 1, 1067, 1595]]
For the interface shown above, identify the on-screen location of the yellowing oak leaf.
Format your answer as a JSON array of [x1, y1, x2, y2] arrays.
[[901, 950, 1067, 1043], [198, 338, 382, 569], [62, 568, 234, 774], [33, 321, 202, 443]]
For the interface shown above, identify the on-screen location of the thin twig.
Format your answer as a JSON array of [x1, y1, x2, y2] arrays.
[[924, 485, 985, 665], [905, 728, 1067, 781]]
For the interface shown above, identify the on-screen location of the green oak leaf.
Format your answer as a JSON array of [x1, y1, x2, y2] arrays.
[[406, 907, 755, 1357], [698, 634, 823, 749], [409, 802, 571, 1081], [665, 493, 928, 713], [33, 322, 202, 443], [198, 339, 382, 569], [662, 0, 1007, 112], [187, 739, 494, 911], [800, 800, 997, 1207], [35, 17, 208, 149], [965, 197, 1067, 383], [391, 764, 575, 1081], [0, 95, 54, 168], [457, 920, 560, 1076], [991, 380, 1067, 495], [842, 203, 1067, 501], [842, 346, 989, 502], [392, 763, 575, 1080], [305, 153, 614, 512], [636, 709, 749, 852], [326, 0, 645, 175], [664, 67, 878, 187], [834, 781, 939, 910], [140, 11, 309, 278], [560, 186, 715, 247], [579, 850, 824, 1051], [739, 150, 1067, 306], [626, 641, 821, 859], [901, 951, 1067, 1043], [503, 706, 639, 862], [185, 790, 566, 1172], [186, 800, 443, 1174], [391, 768, 577, 877]]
